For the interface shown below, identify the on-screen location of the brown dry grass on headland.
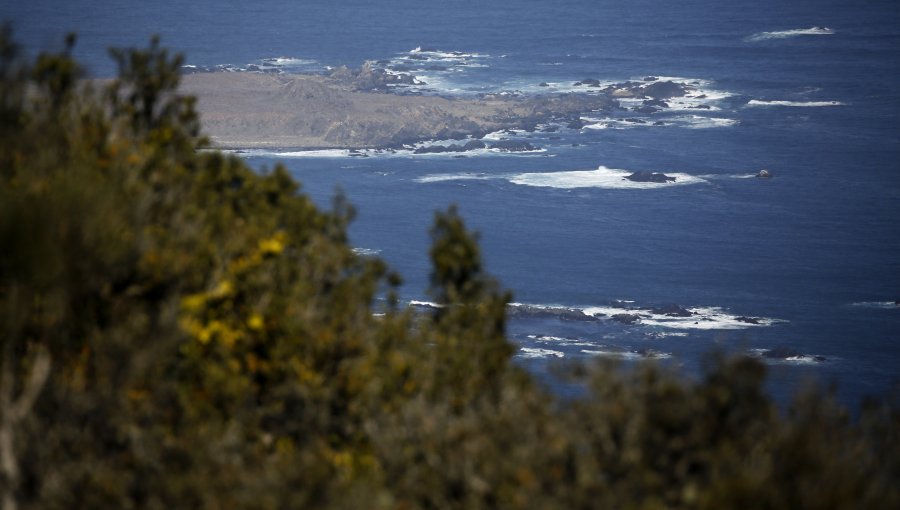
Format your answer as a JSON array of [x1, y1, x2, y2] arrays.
[[179, 71, 612, 149]]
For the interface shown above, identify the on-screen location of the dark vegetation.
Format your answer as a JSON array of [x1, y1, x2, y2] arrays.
[[0, 29, 897, 509]]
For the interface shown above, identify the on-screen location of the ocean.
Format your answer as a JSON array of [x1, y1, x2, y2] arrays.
[[5, 0, 899, 405]]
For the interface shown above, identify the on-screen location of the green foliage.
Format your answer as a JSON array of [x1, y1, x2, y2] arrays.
[[0, 28, 897, 509]]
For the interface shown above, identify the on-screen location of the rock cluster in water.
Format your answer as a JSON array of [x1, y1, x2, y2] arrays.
[[625, 171, 677, 183]]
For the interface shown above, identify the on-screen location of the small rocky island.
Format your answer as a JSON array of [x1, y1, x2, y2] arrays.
[[178, 65, 698, 150], [625, 171, 677, 183]]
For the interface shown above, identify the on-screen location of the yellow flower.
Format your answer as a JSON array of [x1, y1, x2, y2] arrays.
[[181, 293, 206, 311], [247, 313, 264, 331], [258, 232, 286, 255], [210, 280, 234, 298]]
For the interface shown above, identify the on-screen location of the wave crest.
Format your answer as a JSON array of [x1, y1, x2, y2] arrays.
[[746, 27, 835, 42]]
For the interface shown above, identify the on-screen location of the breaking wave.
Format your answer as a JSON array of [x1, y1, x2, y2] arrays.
[[508, 166, 706, 190], [747, 99, 844, 107], [509, 302, 786, 330], [848, 301, 899, 309], [746, 27, 835, 42]]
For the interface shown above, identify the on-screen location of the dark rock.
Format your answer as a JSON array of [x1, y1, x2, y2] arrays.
[[506, 306, 599, 322], [610, 313, 642, 325], [412, 140, 485, 154], [581, 78, 601, 87], [624, 118, 647, 124], [652, 121, 666, 126], [641, 80, 687, 99], [762, 347, 801, 359], [757, 347, 826, 363], [413, 144, 463, 154], [643, 99, 669, 108], [736, 316, 763, 324], [651, 304, 693, 317], [463, 140, 486, 151], [567, 118, 587, 129], [636, 348, 668, 358], [643, 76, 658, 82], [488, 140, 540, 152], [539, 82, 550, 87], [631, 106, 659, 114], [625, 171, 676, 183], [689, 104, 711, 109]]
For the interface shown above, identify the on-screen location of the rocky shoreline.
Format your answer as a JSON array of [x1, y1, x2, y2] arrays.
[[178, 67, 699, 150]]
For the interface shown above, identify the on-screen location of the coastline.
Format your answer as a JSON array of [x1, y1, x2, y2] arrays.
[[178, 71, 617, 150]]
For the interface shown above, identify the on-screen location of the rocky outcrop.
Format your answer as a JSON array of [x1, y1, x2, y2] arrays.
[[506, 306, 600, 322], [610, 313, 642, 325], [651, 304, 693, 317], [640, 80, 687, 99], [625, 171, 676, 183], [180, 71, 621, 149], [488, 140, 540, 152], [328, 61, 422, 92], [413, 140, 486, 154]]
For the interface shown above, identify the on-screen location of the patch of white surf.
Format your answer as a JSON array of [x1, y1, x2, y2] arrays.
[[669, 115, 740, 129], [518, 347, 565, 359], [746, 27, 835, 42], [577, 304, 786, 330], [414, 173, 495, 183], [582, 114, 736, 130], [508, 301, 785, 331], [352, 247, 382, 257], [219, 148, 352, 158], [747, 99, 844, 107], [508, 166, 706, 190], [526, 335, 597, 347], [849, 301, 899, 309]]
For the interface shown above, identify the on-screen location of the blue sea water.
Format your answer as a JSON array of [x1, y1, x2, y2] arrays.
[[5, 0, 899, 405]]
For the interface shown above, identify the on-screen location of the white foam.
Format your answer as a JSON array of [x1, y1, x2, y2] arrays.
[[261, 57, 318, 66], [581, 117, 663, 130], [747, 99, 844, 107], [224, 148, 352, 158], [669, 115, 740, 129], [581, 349, 671, 360], [746, 27, 835, 42], [508, 166, 706, 190], [409, 47, 486, 60], [849, 301, 899, 309], [414, 173, 494, 183], [511, 301, 785, 331], [352, 247, 382, 256], [639, 310, 778, 330], [748, 349, 828, 365], [409, 300, 443, 309], [526, 335, 596, 347], [482, 129, 529, 141], [646, 331, 690, 339], [582, 304, 785, 330], [518, 347, 565, 359]]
